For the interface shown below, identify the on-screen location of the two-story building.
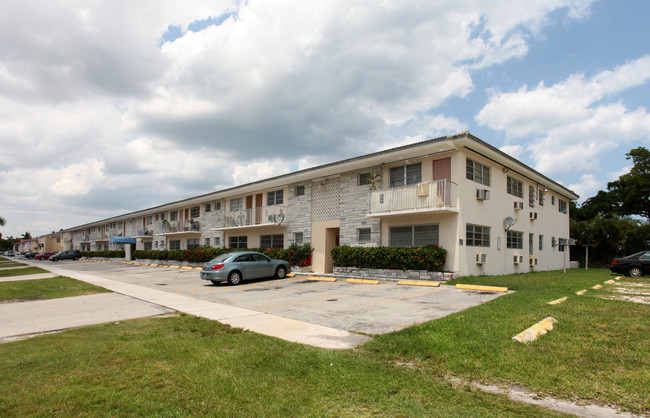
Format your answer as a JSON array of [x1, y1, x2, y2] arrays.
[[63, 132, 578, 276]]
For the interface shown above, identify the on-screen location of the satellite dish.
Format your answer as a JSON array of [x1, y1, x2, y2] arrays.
[[504, 216, 517, 231]]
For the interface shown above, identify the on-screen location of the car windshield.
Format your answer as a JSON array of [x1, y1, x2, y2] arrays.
[[209, 253, 236, 263]]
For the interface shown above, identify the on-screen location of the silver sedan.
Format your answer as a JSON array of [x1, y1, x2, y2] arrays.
[[200, 251, 291, 285]]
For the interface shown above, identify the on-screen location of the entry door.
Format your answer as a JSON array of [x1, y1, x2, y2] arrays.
[[255, 194, 263, 224], [432, 157, 451, 205]]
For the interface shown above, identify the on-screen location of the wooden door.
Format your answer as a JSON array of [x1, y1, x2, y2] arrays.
[[255, 194, 263, 224], [432, 158, 451, 205]]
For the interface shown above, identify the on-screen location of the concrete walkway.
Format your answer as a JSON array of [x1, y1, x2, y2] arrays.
[[2, 261, 370, 349]]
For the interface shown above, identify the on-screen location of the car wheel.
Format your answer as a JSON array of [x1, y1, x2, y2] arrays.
[[74, 257, 80, 260], [629, 266, 644, 277], [275, 266, 287, 279], [51, 258, 57, 262], [227, 271, 242, 285]]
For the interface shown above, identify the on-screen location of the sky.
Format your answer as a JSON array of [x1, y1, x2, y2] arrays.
[[1, 0, 649, 238]]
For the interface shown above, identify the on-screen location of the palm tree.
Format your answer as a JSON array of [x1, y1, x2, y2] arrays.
[[0, 216, 5, 226]]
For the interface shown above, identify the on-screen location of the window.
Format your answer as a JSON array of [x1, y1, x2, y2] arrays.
[[215, 202, 221, 211], [558, 200, 568, 214], [204, 238, 211, 247], [466, 224, 490, 247], [215, 237, 221, 247], [190, 206, 200, 218], [144, 241, 152, 250], [390, 163, 421, 187], [160, 213, 165, 220], [154, 241, 158, 248], [558, 238, 567, 252], [389, 224, 439, 247], [552, 196, 556, 205], [187, 238, 199, 249], [507, 176, 523, 198], [538, 189, 545, 206], [529, 233, 534, 255], [539, 235, 544, 251], [205, 203, 211, 213], [267, 190, 284, 206], [295, 185, 305, 196], [229, 236, 247, 249], [170, 211, 178, 221], [261, 234, 284, 249], [147, 216, 153, 225], [155, 214, 159, 221], [169, 240, 181, 250], [529, 186, 536, 208], [466, 158, 490, 186], [359, 172, 372, 186], [358, 228, 371, 242], [294, 232, 304, 244], [230, 198, 243, 212], [507, 230, 523, 249]]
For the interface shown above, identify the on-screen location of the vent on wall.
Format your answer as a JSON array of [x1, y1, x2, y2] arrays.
[[476, 253, 487, 264], [514, 201, 524, 210], [513, 255, 523, 264], [529, 256, 538, 266], [529, 212, 538, 220]]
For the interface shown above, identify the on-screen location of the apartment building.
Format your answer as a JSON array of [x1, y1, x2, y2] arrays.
[[63, 132, 579, 276]]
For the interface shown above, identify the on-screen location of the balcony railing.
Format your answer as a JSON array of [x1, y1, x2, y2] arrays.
[[219, 206, 286, 229], [160, 219, 201, 234], [368, 180, 457, 215]]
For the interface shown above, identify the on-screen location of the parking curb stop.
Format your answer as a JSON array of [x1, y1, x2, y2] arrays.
[[455, 284, 508, 293], [513, 317, 557, 343], [397, 280, 440, 287]]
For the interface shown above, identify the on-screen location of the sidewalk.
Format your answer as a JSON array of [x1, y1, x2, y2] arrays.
[[2, 260, 370, 349]]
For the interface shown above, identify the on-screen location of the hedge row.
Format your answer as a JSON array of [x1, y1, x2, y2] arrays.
[[81, 250, 125, 258], [133, 243, 313, 267], [330, 245, 447, 271]]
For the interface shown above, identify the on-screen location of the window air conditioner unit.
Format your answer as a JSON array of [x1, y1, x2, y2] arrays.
[[513, 255, 523, 264], [529, 212, 538, 220], [476, 253, 487, 264], [514, 201, 524, 210], [476, 189, 490, 201], [529, 256, 538, 266]]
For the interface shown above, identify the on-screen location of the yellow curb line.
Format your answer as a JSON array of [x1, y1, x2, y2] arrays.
[[285, 273, 296, 277], [397, 280, 440, 287], [167, 265, 181, 269], [547, 297, 568, 305], [305, 276, 338, 282], [615, 276, 622, 280], [149, 264, 159, 267], [604, 279, 616, 285], [592, 284, 603, 290], [455, 284, 508, 293], [180, 266, 194, 270], [512, 317, 557, 343], [346, 278, 380, 285], [194, 267, 202, 270], [575, 289, 587, 295]]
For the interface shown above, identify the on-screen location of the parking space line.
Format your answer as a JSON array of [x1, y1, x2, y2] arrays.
[[377, 287, 446, 304]]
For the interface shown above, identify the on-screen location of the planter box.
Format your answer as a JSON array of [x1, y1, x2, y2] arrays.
[[333, 267, 452, 282]]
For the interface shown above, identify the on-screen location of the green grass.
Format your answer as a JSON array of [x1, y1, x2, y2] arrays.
[[0, 266, 49, 277], [0, 315, 558, 417], [0, 268, 647, 415], [365, 269, 650, 413], [0, 276, 110, 302]]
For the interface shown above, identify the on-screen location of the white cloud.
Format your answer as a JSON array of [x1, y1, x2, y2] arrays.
[[568, 174, 602, 202], [0, 0, 599, 237]]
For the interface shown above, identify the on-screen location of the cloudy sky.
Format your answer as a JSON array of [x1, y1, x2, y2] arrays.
[[1, 0, 649, 238]]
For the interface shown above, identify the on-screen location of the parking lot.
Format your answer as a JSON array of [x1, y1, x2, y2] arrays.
[[34, 259, 508, 334]]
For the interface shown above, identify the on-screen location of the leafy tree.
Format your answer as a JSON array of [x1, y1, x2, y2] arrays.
[[0, 216, 5, 226], [21, 232, 32, 239], [607, 147, 650, 219]]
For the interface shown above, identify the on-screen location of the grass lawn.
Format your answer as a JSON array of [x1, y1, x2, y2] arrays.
[[0, 268, 647, 415], [0, 276, 110, 302], [365, 269, 650, 414], [0, 266, 49, 277]]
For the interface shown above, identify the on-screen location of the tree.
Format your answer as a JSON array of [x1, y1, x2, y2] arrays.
[[606, 147, 650, 219], [22, 232, 32, 239], [0, 216, 5, 226]]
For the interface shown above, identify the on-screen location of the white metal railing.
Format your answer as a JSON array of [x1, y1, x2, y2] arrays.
[[221, 205, 286, 228], [368, 180, 456, 214]]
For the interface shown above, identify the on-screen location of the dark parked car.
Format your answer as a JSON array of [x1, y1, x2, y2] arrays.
[[610, 251, 650, 277], [25, 251, 40, 259], [200, 251, 291, 285], [34, 252, 56, 260], [50, 249, 82, 262]]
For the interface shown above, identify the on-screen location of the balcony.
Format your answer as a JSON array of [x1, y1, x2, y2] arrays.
[[367, 180, 458, 217], [89, 233, 109, 241], [159, 219, 201, 236], [214, 206, 286, 230]]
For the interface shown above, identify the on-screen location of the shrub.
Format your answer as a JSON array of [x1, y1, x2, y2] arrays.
[[81, 250, 125, 259], [330, 245, 446, 271], [134, 243, 313, 267]]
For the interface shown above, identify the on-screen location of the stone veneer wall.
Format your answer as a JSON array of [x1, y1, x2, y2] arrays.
[[333, 266, 453, 281], [286, 182, 312, 245], [338, 169, 381, 246]]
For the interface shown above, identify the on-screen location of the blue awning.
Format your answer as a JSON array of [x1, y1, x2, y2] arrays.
[[109, 236, 137, 244]]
